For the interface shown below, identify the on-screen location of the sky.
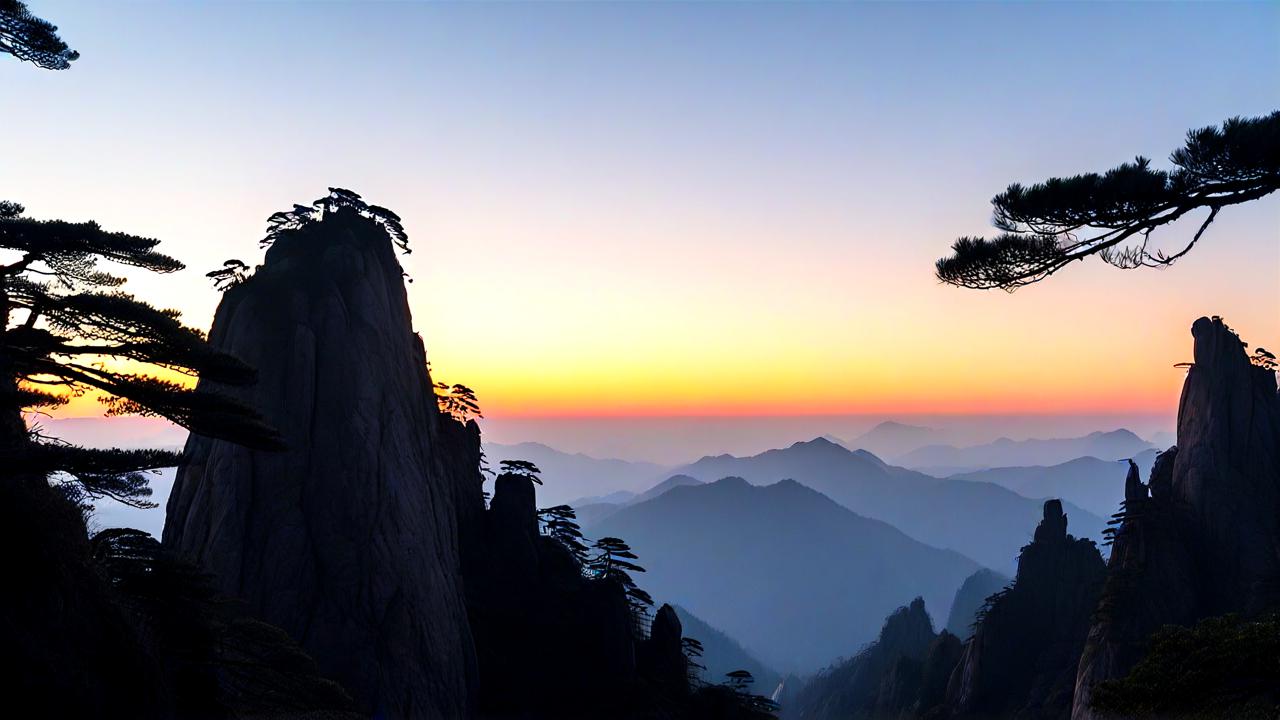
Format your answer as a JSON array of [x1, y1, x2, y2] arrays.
[[4, 1, 1278, 455]]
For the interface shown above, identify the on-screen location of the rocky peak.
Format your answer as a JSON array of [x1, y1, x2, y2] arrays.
[[949, 497, 1105, 718], [1072, 316, 1280, 719], [1032, 498, 1069, 544], [163, 206, 476, 718], [879, 597, 936, 656]]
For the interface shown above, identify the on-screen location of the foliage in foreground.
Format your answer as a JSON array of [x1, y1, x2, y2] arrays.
[[1090, 614, 1280, 719]]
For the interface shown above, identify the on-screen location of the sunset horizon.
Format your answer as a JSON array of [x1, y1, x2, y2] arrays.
[[5, 2, 1277, 718]]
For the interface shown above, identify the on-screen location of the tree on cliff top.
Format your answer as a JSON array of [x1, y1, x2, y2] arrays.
[[936, 111, 1279, 290], [0, 200, 281, 507], [0, 0, 78, 70], [260, 188, 410, 255]]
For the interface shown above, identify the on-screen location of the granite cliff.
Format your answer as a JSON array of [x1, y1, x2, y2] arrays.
[[163, 205, 476, 718], [1072, 316, 1280, 718]]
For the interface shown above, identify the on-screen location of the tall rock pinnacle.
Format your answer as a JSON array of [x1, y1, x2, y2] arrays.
[[163, 205, 476, 718], [1072, 316, 1280, 719]]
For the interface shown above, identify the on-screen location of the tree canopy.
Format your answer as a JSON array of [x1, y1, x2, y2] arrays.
[[261, 187, 410, 255], [0, 201, 281, 507], [936, 111, 1280, 290], [0, 0, 78, 70]]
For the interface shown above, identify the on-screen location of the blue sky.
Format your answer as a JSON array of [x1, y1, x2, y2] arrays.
[[5, 1, 1277, 430]]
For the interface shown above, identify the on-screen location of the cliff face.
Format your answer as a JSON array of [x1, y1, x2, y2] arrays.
[[163, 208, 476, 718], [946, 500, 1106, 720], [1072, 317, 1280, 719], [463, 471, 644, 717]]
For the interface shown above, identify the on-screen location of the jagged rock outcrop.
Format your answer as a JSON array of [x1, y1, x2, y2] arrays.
[[945, 500, 1105, 719], [638, 604, 692, 697], [1072, 317, 1280, 719], [463, 468, 643, 718], [163, 207, 475, 718], [786, 597, 939, 719]]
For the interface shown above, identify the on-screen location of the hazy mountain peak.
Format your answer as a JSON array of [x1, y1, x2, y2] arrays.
[[709, 475, 751, 488], [1089, 428, 1142, 441], [870, 420, 934, 432], [853, 448, 888, 467], [591, 469, 980, 672], [790, 436, 848, 452]]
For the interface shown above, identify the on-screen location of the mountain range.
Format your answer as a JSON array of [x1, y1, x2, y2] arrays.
[[842, 421, 948, 460], [484, 441, 671, 506], [947, 449, 1160, 519], [894, 429, 1155, 475], [670, 438, 1106, 572], [588, 476, 980, 673]]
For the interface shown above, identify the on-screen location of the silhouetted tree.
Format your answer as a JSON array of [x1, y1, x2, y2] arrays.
[[260, 187, 410, 254], [0, 200, 281, 506], [499, 459, 542, 484], [0, 0, 78, 70], [937, 111, 1280, 290], [538, 504, 591, 563], [682, 636, 707, 673], [435, 381, 482, 423], [726, 670, 755, 692], [1250, 347, 1276, 371], [589, 535, 654, 617], [205, 259, 250, 291]]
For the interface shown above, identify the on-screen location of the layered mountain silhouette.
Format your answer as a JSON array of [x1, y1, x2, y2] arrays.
[[948, 449, 1159, 519], [896, 429, 1154, 475], [485, 441, 670, 506], [671, 438, 1105, 572], [570, 474, 704, 526], [845, 421, 947, 460], [780, 317, 1280, 719], [589, 476, 980, 672]]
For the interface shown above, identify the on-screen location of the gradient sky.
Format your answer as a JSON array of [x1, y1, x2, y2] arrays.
[[5, 1, 1278, 425]]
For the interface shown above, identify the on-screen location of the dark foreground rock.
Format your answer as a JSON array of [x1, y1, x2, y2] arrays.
[[945, 500, 1105, 719], [1072, 316, 1280, 718], [786, 597, 944, 719], [163, 207, 476, 718]]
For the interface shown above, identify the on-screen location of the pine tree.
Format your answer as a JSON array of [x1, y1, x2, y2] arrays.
[[0, 200, 281, 507], [499, 459, 542, 484], [537, 504, 591, 564], [0, 0, 79, 70], [936, 111, 1279, 290], [589, 536, 654, 615]]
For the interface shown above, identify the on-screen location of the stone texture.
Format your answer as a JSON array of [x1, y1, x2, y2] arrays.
[[163, 208, 475, 718], [1072, 316, 1280, 719]]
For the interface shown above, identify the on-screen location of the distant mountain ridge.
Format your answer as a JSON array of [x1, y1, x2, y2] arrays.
[[948, 449, 1160, 518], [895, 429, 1154, 474], [844, 421, 948, 459], [671, 437, 1106, 572], [589, 476, 980, 673], [485, 441, 671, 506]]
